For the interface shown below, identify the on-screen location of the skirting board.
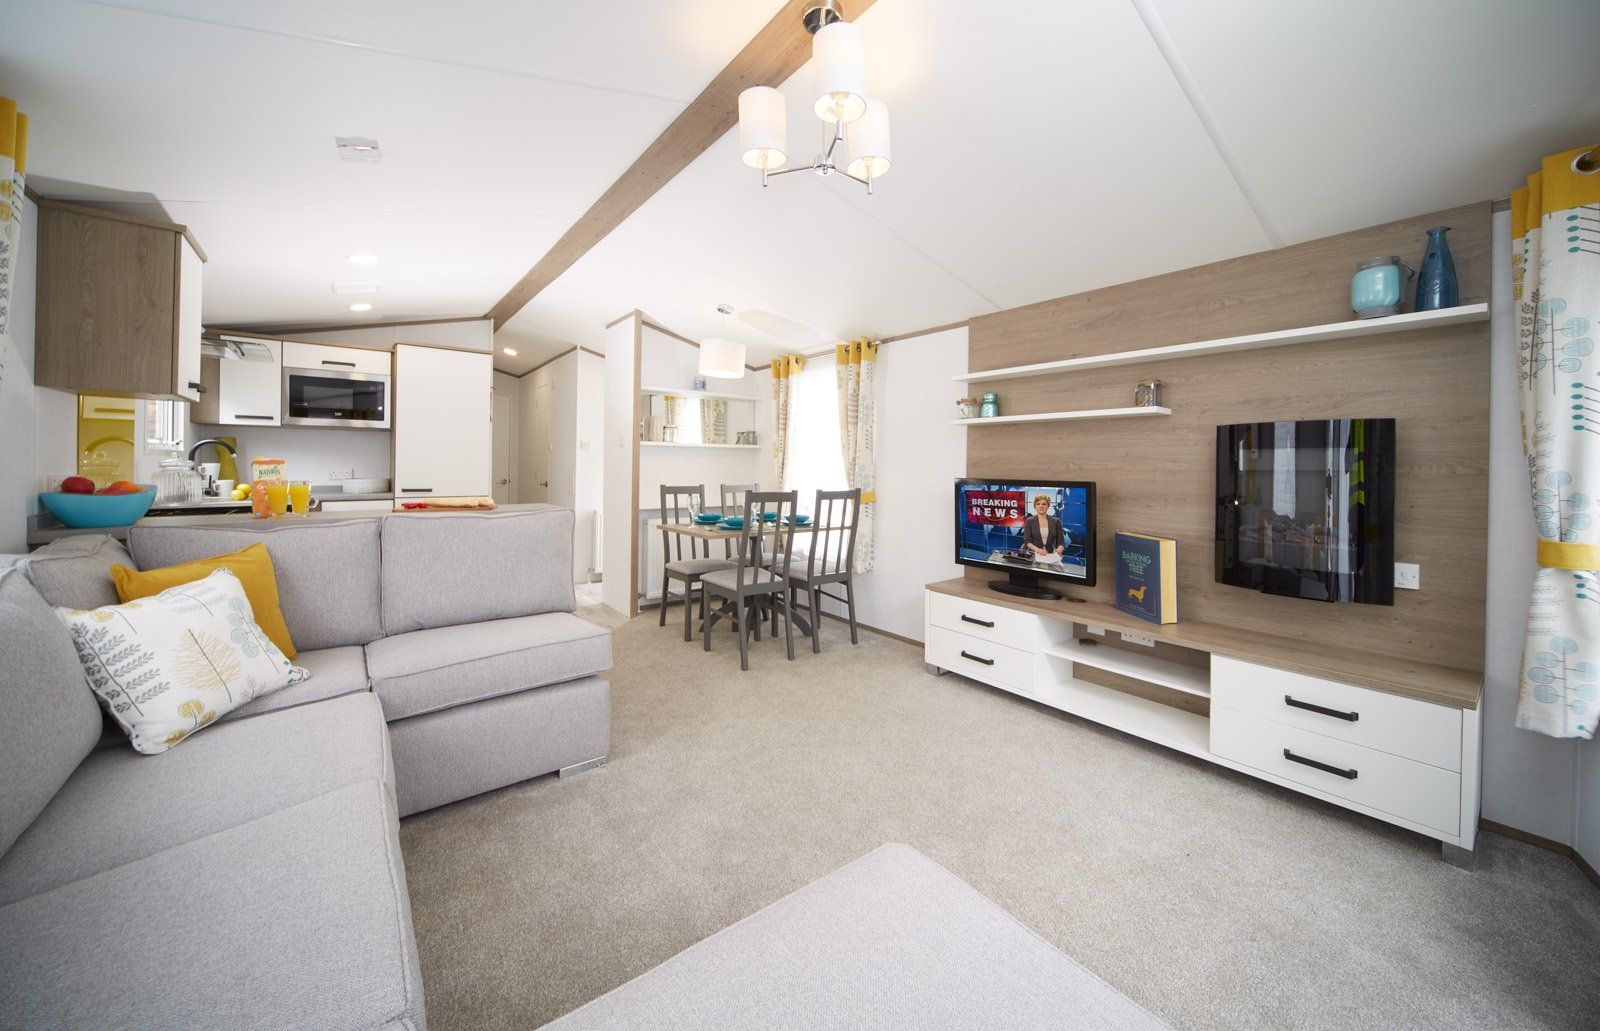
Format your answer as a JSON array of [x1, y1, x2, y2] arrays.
[[1479, 818, 1600, 891]]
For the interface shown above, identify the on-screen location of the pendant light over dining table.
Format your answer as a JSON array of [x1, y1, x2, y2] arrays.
[[737, 0, 891, 195], [699, 304, 747, 380]]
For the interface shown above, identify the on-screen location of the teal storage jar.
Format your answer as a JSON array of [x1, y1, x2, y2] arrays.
[[1351, 256, 1412, 320], [979, 393, 1000, 418]]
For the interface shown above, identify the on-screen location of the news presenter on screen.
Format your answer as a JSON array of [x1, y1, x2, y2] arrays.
[[1023, 494, 1067, 557]]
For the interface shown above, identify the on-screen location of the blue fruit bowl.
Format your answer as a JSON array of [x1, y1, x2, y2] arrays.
[[38, 486, 157, 528], [694, 513, 722, 524]]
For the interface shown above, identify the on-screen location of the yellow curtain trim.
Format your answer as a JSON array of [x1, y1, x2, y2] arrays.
[[770, 354, 805, 379], [834, 338, 878, 364], [1537, 539, 1600, 571], [14, 112, 25, 175], [0, 97, 15, 162], [859, 491, 876, 504], [1511, 185, 1529, 240], [1542, 145, 1600, 213]]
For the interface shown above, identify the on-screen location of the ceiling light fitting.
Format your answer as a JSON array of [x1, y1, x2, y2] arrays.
[[502, 347, 518, 357], [348, 303, 373, 312], [347, 253, 379, 265], [736, 2, 891, 196], [335, 136, 382, 163], [699, 304, 747, 380]]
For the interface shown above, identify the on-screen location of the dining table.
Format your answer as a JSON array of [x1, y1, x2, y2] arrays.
[[654, 517, 825, 640]]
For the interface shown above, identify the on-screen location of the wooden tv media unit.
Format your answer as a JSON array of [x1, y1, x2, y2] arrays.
[[924, 577, 1483, 855]]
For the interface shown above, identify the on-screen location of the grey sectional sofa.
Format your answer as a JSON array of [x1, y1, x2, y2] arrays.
[[0, 506, 611, 1029]]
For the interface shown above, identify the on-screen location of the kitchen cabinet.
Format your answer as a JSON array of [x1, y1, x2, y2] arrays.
[[193, 337, 282, 426], [393, 345, 492, 499], [35, 196, 207, 401], [319, 499, 395, 513], [282, 340, 391, 375]]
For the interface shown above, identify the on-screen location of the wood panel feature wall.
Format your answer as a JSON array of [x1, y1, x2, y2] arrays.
[[485, 0, 878, 329], [964, 203, 1492, 675]]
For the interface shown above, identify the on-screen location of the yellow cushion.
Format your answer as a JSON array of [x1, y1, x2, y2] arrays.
[[111, 542, 298, 659]]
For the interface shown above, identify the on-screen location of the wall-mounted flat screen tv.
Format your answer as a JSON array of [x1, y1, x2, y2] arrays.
[[955, 479, 1096, 600], [1216, 419, 1396, 605]]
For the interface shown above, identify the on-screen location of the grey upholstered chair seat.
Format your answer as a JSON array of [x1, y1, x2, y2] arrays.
[[366, 612, 613, 722], [226, 646, 371, 723], [701, 566, 785, 591], [772, 558, 847, 582], [665, 556, 736, 576]]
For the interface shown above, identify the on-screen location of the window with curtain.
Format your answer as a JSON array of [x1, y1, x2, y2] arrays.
[[784, 355, 846, 516]]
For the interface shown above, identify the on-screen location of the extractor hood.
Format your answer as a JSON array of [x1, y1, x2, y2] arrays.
[[201, 335, 276, 362]]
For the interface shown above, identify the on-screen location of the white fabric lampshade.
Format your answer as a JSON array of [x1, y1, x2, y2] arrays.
[[738, 87, 787, 170], [846, 100, 892, 181], [698, 338, 747, 379], [812, 21, 867, 124]]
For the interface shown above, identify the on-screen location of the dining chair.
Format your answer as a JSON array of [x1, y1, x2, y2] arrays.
[[718, 482, 759, 560], [784, 488, 861, 652], [658, 484, 734, 642], [701, 490, 799, 670]]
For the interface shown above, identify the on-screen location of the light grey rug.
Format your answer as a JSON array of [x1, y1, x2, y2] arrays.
[[399, 612, 1600, 1030], [543, 843, 1167, 1029]]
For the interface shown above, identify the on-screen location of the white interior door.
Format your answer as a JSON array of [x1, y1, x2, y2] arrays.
[[491, 387, 513, 504], [531, 379, 552, 503]]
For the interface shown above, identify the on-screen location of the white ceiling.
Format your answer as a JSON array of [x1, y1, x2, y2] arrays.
[[8, 1, 1600, 376]]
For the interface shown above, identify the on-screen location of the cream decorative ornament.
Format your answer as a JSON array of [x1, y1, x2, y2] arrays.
[[1513, 144, 1600, 739], [737, 1, 892, 196], [0, 97, 27, 342]]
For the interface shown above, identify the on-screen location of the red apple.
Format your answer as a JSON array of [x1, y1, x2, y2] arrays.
[[60, 476, 96, 494]]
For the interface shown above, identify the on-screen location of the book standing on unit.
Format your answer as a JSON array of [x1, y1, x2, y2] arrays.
[[1114, 531, 1177, 624]]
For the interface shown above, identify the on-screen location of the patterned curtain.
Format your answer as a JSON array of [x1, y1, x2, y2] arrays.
[[662, 394, 684, 443], [1514, 145, 1600, 739], [770, 354, 804, 487], [0, 97, 28, 341], [700, 398, 727, 444], [836, 338, 879, 572]]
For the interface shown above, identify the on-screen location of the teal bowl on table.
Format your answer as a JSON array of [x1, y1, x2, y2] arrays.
[[38, 486, 157, 528], [761, 511, 779, 522], [787, 515, 812, 525], [693, 513, 722, 524], [719, 517, 745, 529]]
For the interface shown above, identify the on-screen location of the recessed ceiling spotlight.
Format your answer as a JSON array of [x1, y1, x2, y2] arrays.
[[347, 253, 379, 265], [331, 281, 380, 294], [335, 136, 381, 163], [502, 347, 518, 356], [349, 303, 373, 312]]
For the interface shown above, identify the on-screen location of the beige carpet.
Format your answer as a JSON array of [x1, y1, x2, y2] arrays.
[[399, 612, 1600, 1030]]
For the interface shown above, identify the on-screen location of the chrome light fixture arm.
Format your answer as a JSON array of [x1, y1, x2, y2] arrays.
[[757, 118, 877, 194]]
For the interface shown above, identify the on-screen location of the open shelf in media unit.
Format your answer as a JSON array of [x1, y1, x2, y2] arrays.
[[1046, 636, 1210, 697], [953, 406, 1171, 425], [952, 303, 1489, 384]]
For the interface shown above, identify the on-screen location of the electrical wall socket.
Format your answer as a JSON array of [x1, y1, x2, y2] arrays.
[[1084, 625, 1107, 636], [328, 468, 354, 480], [1395, 562, 1421, 590], [1120, 632, 1156, 648]]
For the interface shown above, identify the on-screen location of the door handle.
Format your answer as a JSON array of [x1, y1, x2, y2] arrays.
[[496, 478, 509, 485], [234, 414, 275, 421], [401, 487, 434, 493], [959, 650, 994, 666], [960, 614, 995, 628], [1282, 749, 1358, 780], [321, 360, 357, 368], [188, 381, 206, 393], [1284, 695, 1359, 722]]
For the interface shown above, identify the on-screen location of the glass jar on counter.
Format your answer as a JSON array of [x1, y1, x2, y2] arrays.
[[153, 455, 202, 505]]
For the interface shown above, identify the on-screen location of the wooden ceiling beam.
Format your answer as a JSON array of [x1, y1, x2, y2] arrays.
[[485, 0, 877, 329]]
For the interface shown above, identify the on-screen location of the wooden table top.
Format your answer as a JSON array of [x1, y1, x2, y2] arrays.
[[928, 577, 1482, 710], [655, 520, 821, 540]]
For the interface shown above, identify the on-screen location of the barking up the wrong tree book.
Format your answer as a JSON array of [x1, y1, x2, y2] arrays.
[[1114, 532, 1178, 624]]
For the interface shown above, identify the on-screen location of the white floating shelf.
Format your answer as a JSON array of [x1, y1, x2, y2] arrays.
[[640, 385, 758, 402], [640, 441, 762, 449], [954, 303, 1489, 384], [1046, 638, 1211, 698], [953, 406, 1171, 425]]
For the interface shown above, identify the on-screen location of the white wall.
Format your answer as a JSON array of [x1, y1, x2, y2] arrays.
[[601, 316, 638, 615], [186, 423, 392, 485], [828, 327, 967, 642], [0, 194, 39, 552], [492, 370, 519, 501], [277, 318, 493, 352]]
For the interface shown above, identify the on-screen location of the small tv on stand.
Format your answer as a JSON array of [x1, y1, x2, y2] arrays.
[[954, 479, 1097, 600]]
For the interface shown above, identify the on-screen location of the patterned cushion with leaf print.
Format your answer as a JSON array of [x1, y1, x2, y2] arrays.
[[56, 568, 308, 755]]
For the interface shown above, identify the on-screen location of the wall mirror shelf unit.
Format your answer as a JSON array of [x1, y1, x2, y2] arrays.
[[638, 386, 759, 448]]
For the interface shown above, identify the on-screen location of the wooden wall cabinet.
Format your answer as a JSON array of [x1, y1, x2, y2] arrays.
[[35, 197, 207, 401], [393, 344, 492, 499]]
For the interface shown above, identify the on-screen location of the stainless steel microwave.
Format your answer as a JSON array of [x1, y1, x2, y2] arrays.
[[282, 365, 391, 429]]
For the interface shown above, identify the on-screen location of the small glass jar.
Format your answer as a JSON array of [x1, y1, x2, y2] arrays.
[[956, 397, 979, 419], [979, 393, 1000, 418], [1351, 255, 1412, 319]]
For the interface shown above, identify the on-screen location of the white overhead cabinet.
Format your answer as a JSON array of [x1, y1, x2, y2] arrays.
[[194, 337, 282, 426], [393, 344, 492, 499]]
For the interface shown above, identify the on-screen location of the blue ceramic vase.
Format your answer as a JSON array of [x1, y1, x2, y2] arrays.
[[1415, 226, 1458, 312]]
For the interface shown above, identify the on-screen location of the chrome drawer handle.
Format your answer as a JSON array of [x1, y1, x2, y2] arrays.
[[959, 650, 994, 666], [234, 414, 275, 420], [1285, 695, 1359, 722], [1283, 749, 1358, 780], [960, 615, 995, 628]]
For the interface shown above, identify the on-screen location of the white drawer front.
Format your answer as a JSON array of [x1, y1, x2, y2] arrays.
[[1211, 656, 1462, 772], [927, 592, 1037, 651], [283, 341, 392, 375], [1212, 707, 1460, 835], [926, 626, 1035, 692]]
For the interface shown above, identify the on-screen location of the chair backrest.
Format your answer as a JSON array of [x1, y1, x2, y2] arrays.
[[733, 490, 797, 589], [807, 488, 861, 581], [720, 482, 758, 519], [660, 484, 707, 562]]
